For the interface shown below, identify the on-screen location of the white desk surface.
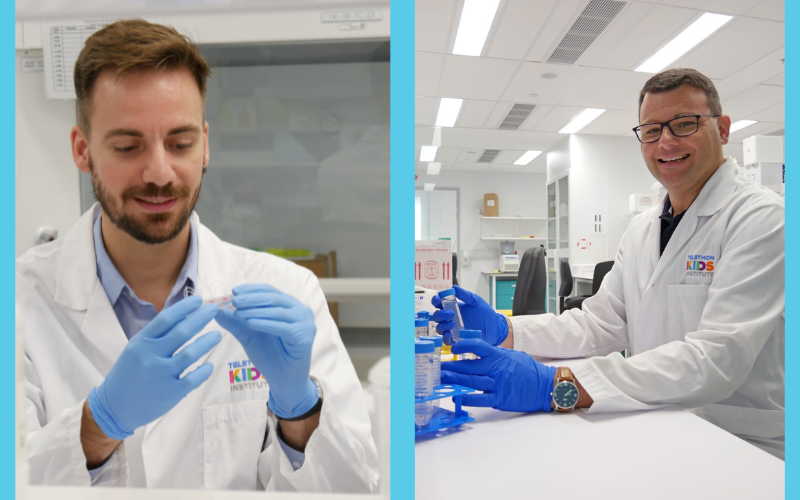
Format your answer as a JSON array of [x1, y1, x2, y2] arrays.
[[415, 360, 783, 499], [26, 485, 382, 500], [318, 278, 390, 302]]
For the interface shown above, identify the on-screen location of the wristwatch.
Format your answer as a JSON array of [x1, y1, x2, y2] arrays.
[[551, 367, 579, 412]]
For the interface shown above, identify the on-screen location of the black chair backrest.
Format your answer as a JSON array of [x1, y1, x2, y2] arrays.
[[591, 261, 614, 296], [512, 247, 546, 316], [452, 252, 458, 286], [558, 258, 573, 297]]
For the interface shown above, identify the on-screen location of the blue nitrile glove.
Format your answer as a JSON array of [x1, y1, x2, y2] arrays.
[[88, 296, 221, 440], [441, 339, 556, 413], [215, 283, 319, 420], [431, 285, 508, 346]]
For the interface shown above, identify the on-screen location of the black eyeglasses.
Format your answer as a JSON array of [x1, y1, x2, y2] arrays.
[[632, 114, 720, 143]]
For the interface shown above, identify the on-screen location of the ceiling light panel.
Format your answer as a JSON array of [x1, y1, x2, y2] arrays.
[[559, 108, 606, 134], [547, 0, 627, 65], [452, 0, 501, 57], [514, 151, 543, 165], [635, 13, 733, 73], [420, 146, 438, 162], [435, 98, 464, 127], [729, 120, 757, 133], [427, 162, 442, 175], [424, 183, 436, 191]]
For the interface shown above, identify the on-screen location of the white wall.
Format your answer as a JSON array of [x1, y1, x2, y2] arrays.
[[15, 49, 82, 257], [417, 171, 547, 300]]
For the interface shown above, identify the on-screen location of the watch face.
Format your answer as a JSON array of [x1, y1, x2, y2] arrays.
[[553, 381, 579, 409]]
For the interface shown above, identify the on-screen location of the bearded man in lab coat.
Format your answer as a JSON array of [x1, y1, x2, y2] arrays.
[[434, 68, 784, 459], [16, 19, 378, 490]]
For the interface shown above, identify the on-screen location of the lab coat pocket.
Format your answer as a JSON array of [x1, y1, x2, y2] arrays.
[[202, 399, 268, 491], [667, 284, 710, 342]]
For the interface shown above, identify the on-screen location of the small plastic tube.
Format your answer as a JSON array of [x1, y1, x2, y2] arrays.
[[202, 293, 236, 310], [416, 310, 435, 335], [438, 289, 464, 347], [414, 318, 428, 338], [415, 339, 435, 428], [419, 335, 442, 387], [457, 329, 481, 360]]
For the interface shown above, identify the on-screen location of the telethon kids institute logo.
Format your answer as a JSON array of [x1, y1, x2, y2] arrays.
[[686, 254, 715, 277], [228, 360, 267, 392]]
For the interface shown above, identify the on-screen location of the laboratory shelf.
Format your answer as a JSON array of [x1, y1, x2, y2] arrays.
[[415, 384, 476, 437]]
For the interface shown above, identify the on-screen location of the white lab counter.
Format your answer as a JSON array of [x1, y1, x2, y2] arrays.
[[415, 360, 784, 499], [26, 486, 383, 500], [319, 278, 390, 302]]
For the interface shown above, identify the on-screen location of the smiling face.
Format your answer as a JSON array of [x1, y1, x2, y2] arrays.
[[638, 84, 731, 203], [72, 68, 209, 244]]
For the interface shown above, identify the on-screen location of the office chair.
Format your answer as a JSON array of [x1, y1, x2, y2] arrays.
[[452, 252, 458, 286], [564, 260, 615, 311], [512, 247, 546, 316], [557, 258, 573, 314]]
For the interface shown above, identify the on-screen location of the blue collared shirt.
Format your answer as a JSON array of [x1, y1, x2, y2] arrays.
[[91, 213, 305, 476]]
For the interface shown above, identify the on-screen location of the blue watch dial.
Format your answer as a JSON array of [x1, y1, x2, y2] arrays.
[[553, 381, 579, 409]]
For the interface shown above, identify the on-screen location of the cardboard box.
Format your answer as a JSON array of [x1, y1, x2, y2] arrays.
[[293, 251, 339, 325], [484, 193, 499, 217]]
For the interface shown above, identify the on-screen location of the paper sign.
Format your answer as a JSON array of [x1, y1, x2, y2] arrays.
[[415, 240, 452, 291]]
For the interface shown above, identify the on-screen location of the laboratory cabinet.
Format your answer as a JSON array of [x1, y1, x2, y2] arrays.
[[546, 174, 570, 313]]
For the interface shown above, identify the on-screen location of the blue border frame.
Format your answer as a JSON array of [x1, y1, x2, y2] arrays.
[[390, 1, 413, 498], [786, 0, 795, 491]]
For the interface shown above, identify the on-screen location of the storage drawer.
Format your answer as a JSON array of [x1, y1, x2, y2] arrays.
[[495, 280, 517, 296], [496, 293, 515, 310]]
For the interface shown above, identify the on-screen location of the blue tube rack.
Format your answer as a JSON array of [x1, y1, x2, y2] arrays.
[[414, 384, 476, 437]]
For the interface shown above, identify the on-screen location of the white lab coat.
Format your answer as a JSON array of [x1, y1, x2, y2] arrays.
[[17, 204, 379, 491], [511, 158, 784, 454]]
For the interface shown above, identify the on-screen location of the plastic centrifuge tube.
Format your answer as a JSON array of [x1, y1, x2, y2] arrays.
[[415, 339, 435, 429], [419, 335, 442, 388], [437, 288, 464, 346], [202, 293, 236, 310], [415, 318, 428, 338], [457, 329, 481, 360], [416, 310, 435, 335]]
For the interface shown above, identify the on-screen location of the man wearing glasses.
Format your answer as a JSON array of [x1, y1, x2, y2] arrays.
[[435, 68, 785, 459]]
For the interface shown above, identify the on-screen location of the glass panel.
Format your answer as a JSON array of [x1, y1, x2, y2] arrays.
[[547, 219, 556, 249], [558, 176, 569, 248]]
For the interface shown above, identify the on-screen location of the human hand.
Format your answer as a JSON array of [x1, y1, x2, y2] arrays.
[[88, 296, 221, 440], [431, 286, 508, 346], [215, 283, 319, 420], [441, 339, 555, 413]]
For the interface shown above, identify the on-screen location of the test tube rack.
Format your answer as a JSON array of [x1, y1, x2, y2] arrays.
[[414, 384, 476, 437]]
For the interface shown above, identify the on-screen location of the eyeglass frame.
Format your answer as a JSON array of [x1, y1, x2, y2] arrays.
[[632, 114, 721, 144]]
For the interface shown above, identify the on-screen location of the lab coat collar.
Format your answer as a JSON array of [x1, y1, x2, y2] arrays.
[[645, 157, 739, 287]]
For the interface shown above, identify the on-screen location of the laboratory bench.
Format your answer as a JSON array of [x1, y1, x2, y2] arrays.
[[480, 271, 518, 310], [25, 486, 383, 500], [415, 359, 784, 499]]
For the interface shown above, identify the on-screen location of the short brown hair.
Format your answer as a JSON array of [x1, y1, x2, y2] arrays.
[[638, 68, 722, 118], [74, 19, 211, 137]]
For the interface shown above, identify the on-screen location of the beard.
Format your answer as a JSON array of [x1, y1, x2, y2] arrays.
[[89, 155, 203, 245]]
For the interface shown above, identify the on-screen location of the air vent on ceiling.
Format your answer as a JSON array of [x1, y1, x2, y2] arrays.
[[499, 104, 536, 130], [547, 0, 626, 65], [477, 149, 501, 163]]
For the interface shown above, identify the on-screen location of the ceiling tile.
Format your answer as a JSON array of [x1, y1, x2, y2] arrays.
[[559, 67, 651, 108], [441, 127, 565, 151], [415, 96, 438, 126], [438, 55, 521, 100], [416, 51, 444, 96], [674, 17, 784, 80], [519, 163, 548, 174], [595, 5, 697, 71], [579, 1, 656, 68], [727, 120, 782, 143], [532, 106, 585, 133], [763, 71, 784, 86], [715, 47, 784, 101], [487, 163, 525, 173], [748, 102, 784, 123], [745, 0, 784, 21], [613, 89, 642, 112], [415, 0, 458, 53], [450, 162, 490, 172], [657, 0, 761, 15], [525, 0, 583, 62], [484, 102, 514, 129], [501, 62, 590, 105], [486, 0, 558, 60], [517, 104, 555, 131], [724, 84, 784, 120], [578, 110, 640, 136], [436, 147, 462, 162], [494, 150, 526, 164], [458, 100, 496, 128], [456, 148, 483, 162]]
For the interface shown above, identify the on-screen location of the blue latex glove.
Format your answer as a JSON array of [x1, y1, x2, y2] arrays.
[[441, 339, 556, 413], [88, 296, 221, 440], [431, 285, 508, 346], [215, 283, 319, 420]]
